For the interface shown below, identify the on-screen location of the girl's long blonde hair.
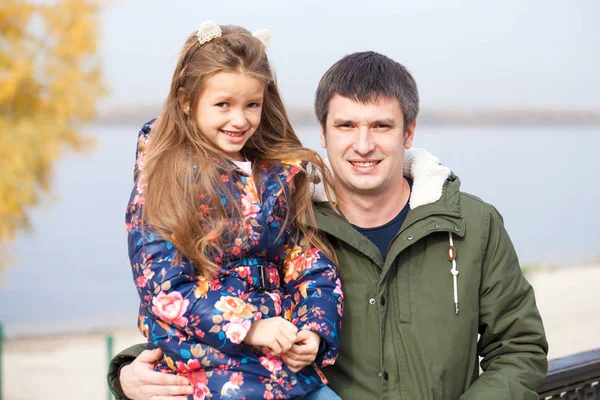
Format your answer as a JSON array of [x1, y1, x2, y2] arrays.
[[142, 25, 336, 277]]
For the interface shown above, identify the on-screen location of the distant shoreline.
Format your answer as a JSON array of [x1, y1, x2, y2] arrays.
[[96, 104, 600, 127]]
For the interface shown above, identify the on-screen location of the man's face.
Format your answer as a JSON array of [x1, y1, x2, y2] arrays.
[[320, 94, 415, 199]]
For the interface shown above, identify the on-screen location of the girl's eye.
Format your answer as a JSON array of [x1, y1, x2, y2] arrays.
[[215, 102, 229, 108], [247, 102, 261, 108]]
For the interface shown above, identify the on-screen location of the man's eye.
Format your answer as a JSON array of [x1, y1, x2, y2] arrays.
[[375, 124, 390, 129], [337, 124, 352, 129]]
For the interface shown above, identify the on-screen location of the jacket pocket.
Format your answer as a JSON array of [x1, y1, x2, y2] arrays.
[[390, 253, 413, 323]]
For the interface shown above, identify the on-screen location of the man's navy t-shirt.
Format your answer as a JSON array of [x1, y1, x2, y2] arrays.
[[352, 178, 412, 259]]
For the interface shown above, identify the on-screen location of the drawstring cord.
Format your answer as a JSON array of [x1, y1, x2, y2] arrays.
[[448, 232, 459, 315]]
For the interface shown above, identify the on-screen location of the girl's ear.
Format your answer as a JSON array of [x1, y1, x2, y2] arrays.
[[178, 88, 190, 115]]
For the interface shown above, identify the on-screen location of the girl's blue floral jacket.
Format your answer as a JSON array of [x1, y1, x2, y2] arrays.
[[126, 120, 344, 400]]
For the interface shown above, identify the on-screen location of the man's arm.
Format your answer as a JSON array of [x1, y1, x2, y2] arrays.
[[460, 205, 548, 399], [107, 344, 193, 400]]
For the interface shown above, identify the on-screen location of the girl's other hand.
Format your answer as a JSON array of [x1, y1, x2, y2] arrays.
[[244, 317, 298, 355]]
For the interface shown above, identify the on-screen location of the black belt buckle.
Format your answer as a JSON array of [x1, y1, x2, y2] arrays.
[[257, 265, 273, 292]]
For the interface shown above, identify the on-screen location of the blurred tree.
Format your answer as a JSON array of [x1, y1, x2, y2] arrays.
[[0, 0, 106, 272]]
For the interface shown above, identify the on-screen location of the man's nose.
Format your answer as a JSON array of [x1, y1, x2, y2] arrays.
[[352, 127, 376, 154]]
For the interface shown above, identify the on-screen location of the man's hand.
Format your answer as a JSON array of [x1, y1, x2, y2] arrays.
[[244, 317, 298, 355], [281, 329, 321, 372], [120, 348, 193, 400]]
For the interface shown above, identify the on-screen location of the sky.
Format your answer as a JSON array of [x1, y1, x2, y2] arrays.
[[99, 0, 600, 110]]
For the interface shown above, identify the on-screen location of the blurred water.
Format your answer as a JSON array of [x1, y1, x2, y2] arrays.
[[1, 124, 598, 336]]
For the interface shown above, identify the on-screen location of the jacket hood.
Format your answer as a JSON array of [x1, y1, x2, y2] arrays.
[[313, 147, 451, 210]]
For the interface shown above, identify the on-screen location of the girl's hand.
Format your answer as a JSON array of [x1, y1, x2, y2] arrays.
[[244, 317, 298, 355], [281, 329, 321, 372]]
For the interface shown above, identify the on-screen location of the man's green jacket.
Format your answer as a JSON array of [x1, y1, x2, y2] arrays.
[[108, 148, 548, 399]]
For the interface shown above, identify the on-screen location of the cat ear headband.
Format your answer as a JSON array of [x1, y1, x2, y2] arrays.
[[183, 21, 271, 65]]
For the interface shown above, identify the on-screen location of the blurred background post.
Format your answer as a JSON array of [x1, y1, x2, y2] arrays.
[[106, 333, 113, 400], [0, 322, 3, 400]]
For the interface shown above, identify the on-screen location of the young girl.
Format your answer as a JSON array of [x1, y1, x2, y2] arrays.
[[126, 22, 343, 400]]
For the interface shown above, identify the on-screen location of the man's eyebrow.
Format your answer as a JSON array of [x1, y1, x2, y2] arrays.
[[331, 118, 397, 126], [369, 118, 396, 126], [332, 118, 355, 125]]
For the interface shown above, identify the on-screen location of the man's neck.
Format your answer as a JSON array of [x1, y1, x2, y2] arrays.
[[336, 178, 411, 228]]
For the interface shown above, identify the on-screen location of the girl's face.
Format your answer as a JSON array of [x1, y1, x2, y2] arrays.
[[193, 71, 265, 161]]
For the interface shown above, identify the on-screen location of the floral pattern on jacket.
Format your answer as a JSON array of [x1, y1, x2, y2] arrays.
[[126, 120, 343, 399]]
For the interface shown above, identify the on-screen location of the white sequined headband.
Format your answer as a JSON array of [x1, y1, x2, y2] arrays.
[[183, 21, 272, 65], [196, 20, 222, 45]]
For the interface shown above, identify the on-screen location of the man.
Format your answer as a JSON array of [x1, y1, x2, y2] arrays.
[[108, 51, 548, 399]]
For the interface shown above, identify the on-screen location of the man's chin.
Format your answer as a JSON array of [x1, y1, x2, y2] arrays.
[[346, 181, 385, 196]]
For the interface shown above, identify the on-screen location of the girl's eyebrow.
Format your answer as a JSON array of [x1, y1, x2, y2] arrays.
[[209, 94, 264, 102]]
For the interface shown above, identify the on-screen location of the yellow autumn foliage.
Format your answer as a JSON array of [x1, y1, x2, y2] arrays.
[[0, 0, 106, 271]]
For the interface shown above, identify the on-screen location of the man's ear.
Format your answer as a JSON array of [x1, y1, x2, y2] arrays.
[[319, 125, 327, 148], [404, 120, 416, 149], [178, 88, 190, 114]]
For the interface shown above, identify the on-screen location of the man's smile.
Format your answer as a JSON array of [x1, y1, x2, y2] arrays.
[[348, 160, 381, 167]]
